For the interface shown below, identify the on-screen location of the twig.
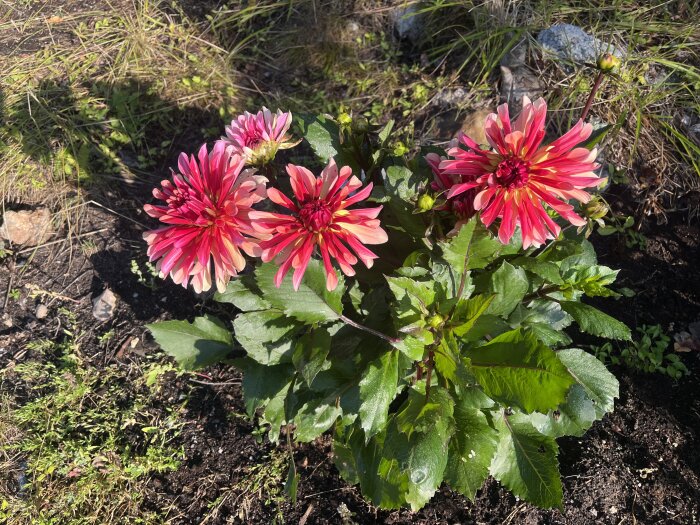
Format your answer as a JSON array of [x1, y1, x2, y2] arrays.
[[16, 228, 109, 255], [188, 378, 241, 387], [339, 315, 399, 343]]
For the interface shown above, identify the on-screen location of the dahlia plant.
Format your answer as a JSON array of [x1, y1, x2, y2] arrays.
[[146, 96, 629, 510]]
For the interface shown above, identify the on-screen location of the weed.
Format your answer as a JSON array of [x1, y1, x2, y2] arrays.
[[593, 324, 689, 379]]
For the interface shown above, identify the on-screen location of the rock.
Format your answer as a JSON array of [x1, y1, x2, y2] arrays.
[[92, 288, 117, 322], [392, 4, 423, 44], [35, 304, 48, 319], [434, 87, 469, 108], [458, 109, 493, 145], [537, 24, 624, 70], [0, 208, 53, 246], [499, 38, 543, 113]]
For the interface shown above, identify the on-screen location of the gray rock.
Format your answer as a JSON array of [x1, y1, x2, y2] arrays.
[[392, 4, 423, 44], [92, 288, 117, 322], [499, 38, 543, 113], [537, 24, 624, 70]]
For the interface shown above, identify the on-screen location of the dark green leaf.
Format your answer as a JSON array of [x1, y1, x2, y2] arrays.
[[438, 218, 477, 277], [292, 327, 333, 386], [529, 384, 597, 437], [557, 348, 619, 417], [213, 274, 271, 311], [467, 329, 574, 413], [484, 261, 528, 317], [294, 399, 342, 442], [452, 295, 495, 337], [233, 310, 302, 365], [147, 315, 232, 370], [359, 350, 399, 441], [490, 412, 563, 509], [285, 458, 298, 504], [560, 301, 631, 340], [256, 261, 344, 324], [445, 388, 499, 500]]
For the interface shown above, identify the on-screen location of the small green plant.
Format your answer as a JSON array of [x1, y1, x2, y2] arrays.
[[593, 325, 689, 379], [130, 258, 159, 289], [598, 214, 648, 249]]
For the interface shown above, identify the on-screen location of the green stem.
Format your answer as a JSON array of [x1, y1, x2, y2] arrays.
[[522, 284, 561, 303]]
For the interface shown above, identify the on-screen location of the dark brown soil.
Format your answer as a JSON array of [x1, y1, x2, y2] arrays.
[[2, 171, 699, 525]]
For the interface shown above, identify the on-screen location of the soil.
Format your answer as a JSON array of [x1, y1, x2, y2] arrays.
[[1, 167, 699, 525]]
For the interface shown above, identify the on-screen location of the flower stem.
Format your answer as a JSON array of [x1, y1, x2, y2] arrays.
[[522, 284, 561, 303], [340, 315, 400, 343], [580, 70, 605, 121], [425, 350, 435, 400]]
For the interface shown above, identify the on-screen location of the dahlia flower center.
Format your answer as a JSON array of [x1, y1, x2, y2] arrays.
[[495, 157, 529, 188], [299, 200, 333, 231], [244, 134, 262, 149], [167, 187, 194, 211]]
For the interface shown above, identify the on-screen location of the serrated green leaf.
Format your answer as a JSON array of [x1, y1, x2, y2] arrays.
[[359, 350, 399, 441], [391, 335, 426, 361], [458, 314, 511, 343], [484, 261, 528, 317], [298, 114, 356, 169], [292, 327, 332, 386], [557, 348, 619, 417], [395, 384, 454, 438], [560, 301, 631, 340], [452, 294, 495, 337], [490, 412, 563, 509], [529, 384, 597, 437], [438, 218, 477, 277], [294, 400, 342, 442], [256, 261, 344, 324], [233, 310, 301, 365], [445, 388, 499, 500], [512, 257, 564, 285], [562, 265, 620, 298], [381, 164, 428, 236], [467, 329, 574, 413], [146, 314, 232, 370], [213, 274, 271, 311]]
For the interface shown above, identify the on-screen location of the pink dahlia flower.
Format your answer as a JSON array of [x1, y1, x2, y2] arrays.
[[250, 159, 388, 291], [143, 143, 268, 293], [218, 107, 296, 166], [426, 152, 477, 221], [440, 96, 604, 248]]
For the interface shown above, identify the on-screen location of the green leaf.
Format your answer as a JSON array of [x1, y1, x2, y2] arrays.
[[294, 399, 342, 442], [438, 218, 477, 276], [581, 124, 611, 150], [445, 388, 499, 500], [512, 257, 563, 285], [147, 315, 232, 370], [452, 294, 495, 337], [233, 310, 301, 365], [395, 384, 454, 438], [256, 261, 344, 324], [213, 274, 271, 311], [490, 412, 563, 509], [458, 314, 511, 343], [484, 261, 528, 317], [285, 458, 298, 504], [557, 348, 619, 418], [391, 335, 426, 361], [297, 114, 356, 169], [560, 301, 631, 340], [467, 329, 574, 413], [292, 327, 332, 386], [359, 350, 399, 441], [529, 384, 597, 437], [381, 164, 426, 237], [562, 265, 620, 298]]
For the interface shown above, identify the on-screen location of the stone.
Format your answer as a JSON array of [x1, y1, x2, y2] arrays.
[[499, 38, 543, 113], [392, 4, 423, 44], [35, 304, 48, 319], [537, 24, 625, 71], [0, 208, 53, 246], [92, 288, 117, 322], [459, 109, 493, 145]]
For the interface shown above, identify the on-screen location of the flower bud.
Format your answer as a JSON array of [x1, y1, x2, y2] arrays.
[[597, 53, 620, 73], [582, 197, 608, 220], [351, 116, 369, 134], [416, 194, 435, 212], [427, 314, 444, 329]]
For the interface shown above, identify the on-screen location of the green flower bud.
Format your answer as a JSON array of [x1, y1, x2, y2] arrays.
[[427, 314, 444, 329], [583, 197, 608, 220], [597, 53, 620, 73], [351, 116, 369, 134], [416, 194, 435, 212]]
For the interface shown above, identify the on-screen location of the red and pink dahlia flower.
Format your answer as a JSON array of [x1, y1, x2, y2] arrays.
[[440, 96, 604, 248], [250, 159, 388, 291], [143, 143, 267, 293], [218, 107, 296, 166], [426, 152, 477, 222]]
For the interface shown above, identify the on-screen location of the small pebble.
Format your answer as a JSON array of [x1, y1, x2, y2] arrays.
[[35, 304, 48, 319]]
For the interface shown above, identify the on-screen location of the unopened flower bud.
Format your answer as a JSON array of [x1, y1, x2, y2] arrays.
[[351, 116, 369, 134], [417, 194, 435, 212], [597, 53, 620, 73], [427, 314, 444, 329], [583, 197, 608, 220]]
